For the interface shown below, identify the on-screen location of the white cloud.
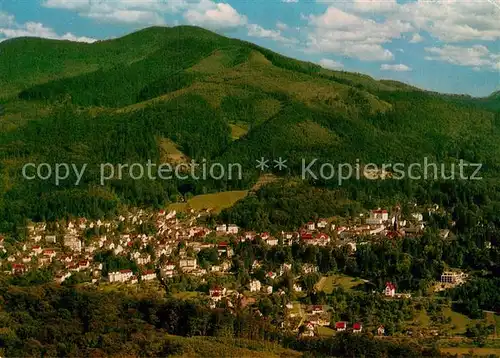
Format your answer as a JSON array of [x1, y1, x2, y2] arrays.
[[380, 63, 411, 72], [391, 0, 500, 42], [0, 11, 15, 26], [87, 10, 166, 25], [276, 21, 288, 31], [351, 0, 398, 14], [44, 0, 186, 25], [424, 44, 499, 71], [184, 2, 247, 29], [409, 33, 423, 43], [0, 20, 96, 43], [44, 0, 91, 10], [247, 24, 297, 44], [306, 7, 411, 61], [318, 58, 344, 70]]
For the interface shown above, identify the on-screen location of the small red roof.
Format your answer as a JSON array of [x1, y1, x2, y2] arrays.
[[120, 269, 132, 274], [301, 232, 313, 239], [385, 282, 396, 290], [335, 322, 346, 329], [143, 270, 155, 275], [353, 322, 362, 330]]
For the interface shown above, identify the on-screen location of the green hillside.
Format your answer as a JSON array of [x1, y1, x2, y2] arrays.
[[0, 25, 499, 226]]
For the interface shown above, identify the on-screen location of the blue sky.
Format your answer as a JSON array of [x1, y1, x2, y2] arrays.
[[0, 0, 499, 96]]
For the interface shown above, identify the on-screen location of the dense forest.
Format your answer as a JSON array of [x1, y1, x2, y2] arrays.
[[0, 26, 499, 229], [0, 282, 445, 357]]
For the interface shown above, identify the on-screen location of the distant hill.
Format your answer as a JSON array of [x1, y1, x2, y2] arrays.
[[0, 25, 499, 224]]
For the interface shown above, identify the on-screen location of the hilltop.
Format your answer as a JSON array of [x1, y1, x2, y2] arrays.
[[0, 25, 499, 225]]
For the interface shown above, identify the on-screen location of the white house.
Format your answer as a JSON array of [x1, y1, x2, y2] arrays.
[[317, 219, 328, 229], [227, 224, 239, 235], [142, 270, 156, 281], [440, 271, 467, 284], [266, 237, 278, 246], [179, 258, 197, 271], [250, 279, 261, 292], [216, 224, 227, 233], [366, 209, 389, 225]]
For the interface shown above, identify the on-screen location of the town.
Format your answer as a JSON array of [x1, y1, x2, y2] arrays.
[[0, 204, 476, 338]]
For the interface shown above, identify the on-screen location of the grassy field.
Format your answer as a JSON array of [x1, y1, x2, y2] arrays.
[[168, 190, 248, 213], [315, 274, 365, 294], [172, 291, 200, 300], [316, 326, 336, 337], [229, 123, 250, 140], [157, 136, 189, 164], [440, 347, 500, 356], [166, 335, 303, 358]]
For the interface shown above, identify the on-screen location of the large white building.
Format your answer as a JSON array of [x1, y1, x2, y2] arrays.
[[366, 209, 389, 225]]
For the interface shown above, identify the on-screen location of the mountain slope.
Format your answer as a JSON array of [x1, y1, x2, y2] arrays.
[[0, 26, 499, 225]]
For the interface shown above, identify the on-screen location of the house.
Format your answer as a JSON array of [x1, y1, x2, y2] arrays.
[[310, 305, 324, 315], [293, 283, 302, 292], [179, 258, 197, 271], [108, 269, 134, 283], [217, 242, 228, 254], [44, 235, 55, 244], [440, 271, 467, 284], [164, 262, 176, 271], [129, 275, 138, 284], [260, 232, 270, 241], [227, 224, 239, 235], [317, 219, 328, 229], [55, 272, 71, 284], [302, 264, 318, 274], [353, 322, 363, 333], [384, 282, 396, 297], [216, 224, 227, 233], [411, 213, 424, 222], [265, 285, 273, 294], [78, 260, 90, 269], [136, 254, 151, 265], [267, 271, 277, 280], [42, 249, 56, 260], [32, 245, 42, 255], [142, 270, 156, 281], [266, 237, 278, 246], [377, 325, 385, 336], [335, 321, 347, 332], [209, 286, 226, 302], [12, 263, 26, 275], [249, 279, 261, 292], [302, 321, 315, 337], [279, 263, 292, 275], [306, 222, 315, 231], [366, 209, 389, 225]]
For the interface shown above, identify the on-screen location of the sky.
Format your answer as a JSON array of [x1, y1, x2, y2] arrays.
[[0, 0, 499, 97]]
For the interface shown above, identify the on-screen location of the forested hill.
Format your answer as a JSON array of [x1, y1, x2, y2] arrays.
[[0, 26, 499, 226]]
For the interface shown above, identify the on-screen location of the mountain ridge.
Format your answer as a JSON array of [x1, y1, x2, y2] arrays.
[[0, 25, 499, 225]]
